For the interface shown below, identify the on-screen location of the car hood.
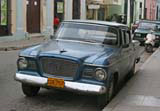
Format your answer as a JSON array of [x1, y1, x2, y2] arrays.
[[20, 40, 116, 64]]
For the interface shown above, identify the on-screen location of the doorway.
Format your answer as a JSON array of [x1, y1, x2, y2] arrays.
[[27, 0, 40, 33], [73, 0, 80, 19]]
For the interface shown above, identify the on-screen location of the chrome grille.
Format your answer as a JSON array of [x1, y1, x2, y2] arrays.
[[40, 57, 79, 77]]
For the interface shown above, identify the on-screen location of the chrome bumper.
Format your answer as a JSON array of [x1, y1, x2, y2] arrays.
[[15, 73, 106, 95]]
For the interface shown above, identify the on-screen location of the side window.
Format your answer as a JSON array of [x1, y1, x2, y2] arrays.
[[121, 29, 131, 46], [121, 30, 125, 45], [122, 30, 130, 44]]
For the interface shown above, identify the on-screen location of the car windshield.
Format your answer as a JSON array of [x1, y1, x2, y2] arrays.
[[138, 22, 157, 30], [55, 22, 118, 45]]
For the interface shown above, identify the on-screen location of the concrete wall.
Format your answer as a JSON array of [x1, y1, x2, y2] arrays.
[[11, 0, 16, 34], [107, 5, 122, 17], [81, 0, 86, 20], [64, 0, 73, 20]]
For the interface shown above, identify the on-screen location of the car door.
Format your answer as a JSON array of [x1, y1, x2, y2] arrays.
[[125, 30, 135, 71], [120, 29, 131, 77]]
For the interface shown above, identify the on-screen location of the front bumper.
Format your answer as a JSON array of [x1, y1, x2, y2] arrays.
[[15, 73, 107, 95]]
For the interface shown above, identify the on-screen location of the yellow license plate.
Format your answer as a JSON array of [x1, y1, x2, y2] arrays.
[[48, 78, 64, 88]]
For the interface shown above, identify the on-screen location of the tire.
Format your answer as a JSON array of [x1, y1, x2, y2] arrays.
[[22, 83, 40, 97], [127, 62, 135, 79], [97, 76, 115, 108], [140, 42, 144, 46]]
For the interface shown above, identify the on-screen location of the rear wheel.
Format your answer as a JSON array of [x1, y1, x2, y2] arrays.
[[127, 62, 136, 79], [22, 83, 40, 97], [97, 76, 115, 108]]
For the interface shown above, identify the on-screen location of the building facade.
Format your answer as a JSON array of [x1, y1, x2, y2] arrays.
[[0, 0, 86, 42], [86, 0, 124, 22], [0, 0, 54, 41], [133, 0, 145, 22], [0, 0, 11, 37], [145, 0, 157, 20], [156, 0, 160, 20]]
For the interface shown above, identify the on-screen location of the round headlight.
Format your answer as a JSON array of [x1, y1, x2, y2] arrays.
[[95, 68, 107, 81], [18, 57, 28, 69]]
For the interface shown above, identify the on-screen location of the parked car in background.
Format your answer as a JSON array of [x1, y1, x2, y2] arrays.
[[15, 20, 142, 107], [133, 20, 160, 46]]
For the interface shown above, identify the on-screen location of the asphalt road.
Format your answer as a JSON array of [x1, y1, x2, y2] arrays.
[[0, 50, 151, 111]]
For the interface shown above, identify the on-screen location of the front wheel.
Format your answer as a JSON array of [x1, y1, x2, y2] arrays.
[[127, 62, 136, 80], [22, 83, 40, 97], [97, 76, 115, 108]]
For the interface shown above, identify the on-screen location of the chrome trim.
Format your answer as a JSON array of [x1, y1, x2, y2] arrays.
[[95, 68, 108, 81], [84, 63, 108, 67], [15, 73, 106, 94], [84, 58, 124, 68], [15, 73, 48, 86], [57, 39, 101, 45]]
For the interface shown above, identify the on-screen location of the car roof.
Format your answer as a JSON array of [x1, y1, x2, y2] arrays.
[[63, 20, 128, 28]]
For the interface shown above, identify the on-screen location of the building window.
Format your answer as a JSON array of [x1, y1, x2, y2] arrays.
[[0, 0, 10, 36], [0, 0, 7, 26], [54, 0, 64, 22], [139, 2, 142, 19], [73, 0, 80, 19]]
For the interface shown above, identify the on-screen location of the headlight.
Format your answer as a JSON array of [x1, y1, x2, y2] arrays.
[[18, 57, 28, 69], [95, 68, 107, 81]]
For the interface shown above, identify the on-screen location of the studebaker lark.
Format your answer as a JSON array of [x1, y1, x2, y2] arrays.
[[15, 20, 142, 106]]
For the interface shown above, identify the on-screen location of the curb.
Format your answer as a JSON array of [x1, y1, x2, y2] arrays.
[[102, 48, 160, 111], [0, 36, 49, 51], [0, 43, 40, 51]]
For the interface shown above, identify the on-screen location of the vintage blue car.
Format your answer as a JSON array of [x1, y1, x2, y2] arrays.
[[15, 20, 141, 107]]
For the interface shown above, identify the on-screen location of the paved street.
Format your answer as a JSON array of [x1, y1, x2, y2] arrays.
[[0, 48, 150, 111]]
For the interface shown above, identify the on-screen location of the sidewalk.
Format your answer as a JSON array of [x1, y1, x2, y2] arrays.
[[0, 36, 49, 51], [103, 48, 160, 111]]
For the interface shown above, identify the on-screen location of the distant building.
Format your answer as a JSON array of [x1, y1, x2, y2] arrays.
[[145, 0, 157, 20], [0, 0, 86, 42], [86, 0, 124, 22], [133, 0, 145, 22], [0, 0, 54, 42]]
